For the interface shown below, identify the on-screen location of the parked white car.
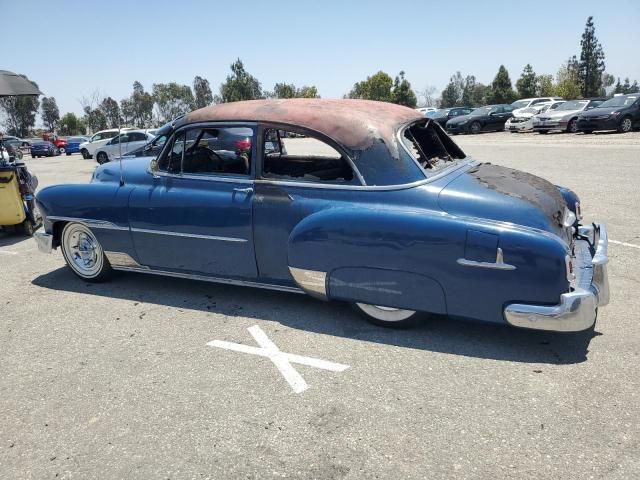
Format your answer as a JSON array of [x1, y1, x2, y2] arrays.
[[510, 97, 563, 117], [93, 130, 156, 164], [532, 98, 607, 134], [79, 128, 134, 159], [505, 101, 565, 132]]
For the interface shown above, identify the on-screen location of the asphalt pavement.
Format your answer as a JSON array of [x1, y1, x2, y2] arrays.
[[1, 131, 639, 479]]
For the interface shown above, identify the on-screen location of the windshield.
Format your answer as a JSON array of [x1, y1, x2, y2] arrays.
[[431, 109, 450, 118], [556, 100, 588, 111], [470, 106, 494, 115], [511, 100, 531, 109], [599, 95, 638, 108]]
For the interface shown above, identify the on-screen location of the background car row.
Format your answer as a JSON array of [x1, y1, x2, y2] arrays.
[[418, 93, 640, 135]]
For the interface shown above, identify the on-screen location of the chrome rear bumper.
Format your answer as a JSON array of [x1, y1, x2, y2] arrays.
[[34, 230, 53, 253], [504, 224, 609, 332]]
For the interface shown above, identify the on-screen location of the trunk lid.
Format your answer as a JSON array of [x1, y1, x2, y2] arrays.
[[438, 163, 570, 241]]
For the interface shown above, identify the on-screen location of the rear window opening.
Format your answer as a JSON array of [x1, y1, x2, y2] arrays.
[[262, 128, 358, 185], [401, 120, 466, 171]]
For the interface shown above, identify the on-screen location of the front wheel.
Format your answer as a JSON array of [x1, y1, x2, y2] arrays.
[[66, 152, 71, 156], [60, 222, 113, 282], [355, 303, 419, 328], [567, 118, 579, 133], [81, 148, 90, 159], [538, 130, 549, 134], [618, 116, 633, 133], [96, 152, 108, 164], [469, 121, 481, 134]]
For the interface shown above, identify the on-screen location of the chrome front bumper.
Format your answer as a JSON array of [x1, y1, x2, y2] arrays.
[[504, 224, 609, 332], [34, 230, 53, 253]]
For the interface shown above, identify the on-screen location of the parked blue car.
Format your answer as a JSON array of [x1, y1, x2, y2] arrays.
[[33, 99, 609, 331], [30, 141, 58, 158], [64, 136, 89, 155]]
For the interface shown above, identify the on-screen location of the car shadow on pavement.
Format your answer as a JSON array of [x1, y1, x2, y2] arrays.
[[0, 231, 31, 248], [32, 267, 599, 365]]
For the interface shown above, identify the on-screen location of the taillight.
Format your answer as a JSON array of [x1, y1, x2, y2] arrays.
[[234, 138, 251, 150], [565, 255, 576, 289]]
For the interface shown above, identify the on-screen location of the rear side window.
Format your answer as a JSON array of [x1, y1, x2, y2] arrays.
[[261, 128, 358, 185], [402, 120, 466, 172]]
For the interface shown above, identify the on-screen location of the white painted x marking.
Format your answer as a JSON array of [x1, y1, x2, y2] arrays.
[[207, 325, 349, 394]]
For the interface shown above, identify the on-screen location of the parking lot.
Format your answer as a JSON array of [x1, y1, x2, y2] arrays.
[[1, 131, 640, 479]]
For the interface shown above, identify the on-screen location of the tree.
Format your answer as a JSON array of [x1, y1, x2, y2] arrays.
[[41, 97, 60, 131], [515, 64, 537, 98], [630, 81, 640, 94], [79, 89, 104, 134], [439, 72, 464, 108], [535, 74, 555, 96], [487, 65, 516, 104], [417, 85, 438, 108], [578, 16, 605, 97], [99, 97, 121, 128], [129, 81, 154, 127], [270, 83, 320, 99], [152, 82, 195, 123], [58, 113, 85, 136], [272, 82, 297, 99], [215, 59, 263, 103], [0, 74, 40, 137], [555, 57, 581, 99], [600, 72, 615, 96], [391, 71, 417, 107], [461, 75, 489, 107], [347, 71, 394, 102], [193, 76, 213, 109], [297, 85, 319, 98]]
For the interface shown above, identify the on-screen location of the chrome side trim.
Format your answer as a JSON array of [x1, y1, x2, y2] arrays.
[[129, 228, 247, 243], [504, 223, 609, 332], [457, 248, 516, 271], [47, 216, 129, 231], [112, 265, 304, 294], [104, 251, 143, 268], [152, 169, 254, 184], [34, 231, 53, 253], [288, 267, 328, 300]]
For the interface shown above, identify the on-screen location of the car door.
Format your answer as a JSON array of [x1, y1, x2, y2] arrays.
[[127, 124, 258, 278], [104, 133, 130, 157], [252, 125, 363, 284]]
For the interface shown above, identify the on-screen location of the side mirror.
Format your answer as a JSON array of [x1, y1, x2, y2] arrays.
[[150, 158, 160, 178]]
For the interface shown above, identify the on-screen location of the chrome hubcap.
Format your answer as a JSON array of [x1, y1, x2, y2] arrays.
[[356, 303, 416, 322], [63, 224, 103, 277]]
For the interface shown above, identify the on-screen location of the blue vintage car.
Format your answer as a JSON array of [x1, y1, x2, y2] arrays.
[[33, 99, 609, 331]]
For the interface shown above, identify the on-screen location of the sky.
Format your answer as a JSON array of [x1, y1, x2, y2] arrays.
[[2, 0, 639, 123]]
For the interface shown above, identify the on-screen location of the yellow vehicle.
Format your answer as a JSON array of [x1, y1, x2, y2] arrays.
[[0, 152, 40, 235]]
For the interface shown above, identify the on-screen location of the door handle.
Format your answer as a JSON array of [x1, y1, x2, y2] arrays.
[[233, 187, 253, 194]]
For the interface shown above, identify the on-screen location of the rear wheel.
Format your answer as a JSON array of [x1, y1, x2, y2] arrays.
[[538, 130, 549, 134], [19, 220, 35, 236], [96, 152, 108, 164], [60, 222, 113, 282], [470, 121, 481, 134], [31, 154, 35, 158], [355, 303, 419, 328], [567, 118, 579, 133], [66, 152, 71, 156], [618, 116, 633, 133], [582, 130, 593, 134]]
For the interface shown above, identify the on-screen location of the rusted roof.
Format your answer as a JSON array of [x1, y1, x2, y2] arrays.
[[185, 99, 423, 152]]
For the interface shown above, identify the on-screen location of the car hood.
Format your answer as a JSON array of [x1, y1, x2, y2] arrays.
[[579, 106, 622, 118], [447, 114, 477, 125], [538, 109, 582, 119], [438, 163, 570, 241]]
